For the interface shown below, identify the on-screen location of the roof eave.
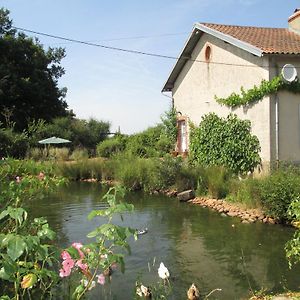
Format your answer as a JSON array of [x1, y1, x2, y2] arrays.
[[162, 24, 202, 93], [161, 23, 264, 93], [195, 23, 263, 57]]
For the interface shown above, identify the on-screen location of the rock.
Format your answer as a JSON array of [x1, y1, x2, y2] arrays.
[[268, 217, 276, 224], [242, 220, 249, 224], [227, 211, 238, 217], [247, 218, 256, 223], [177, 190, 195, 202]]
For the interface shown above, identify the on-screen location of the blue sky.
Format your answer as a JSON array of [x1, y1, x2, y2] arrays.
[[1, 0, 299, 133]]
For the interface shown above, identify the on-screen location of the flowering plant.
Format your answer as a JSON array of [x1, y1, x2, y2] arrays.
[[59, 186, 137, 299]]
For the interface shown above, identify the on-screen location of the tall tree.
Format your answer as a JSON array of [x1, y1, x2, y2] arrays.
[[0, 8, 68, 131]]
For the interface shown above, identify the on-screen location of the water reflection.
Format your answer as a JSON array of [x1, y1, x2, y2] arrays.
[[26, 182, 300, 299]]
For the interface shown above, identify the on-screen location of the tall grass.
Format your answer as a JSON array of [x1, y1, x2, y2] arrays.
[[57, 158, 103, 181], [56, 155, 300, 221]]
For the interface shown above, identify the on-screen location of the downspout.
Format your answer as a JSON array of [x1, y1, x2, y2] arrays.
[[273, 61, 280, 168], [275, 93, 279, 165]]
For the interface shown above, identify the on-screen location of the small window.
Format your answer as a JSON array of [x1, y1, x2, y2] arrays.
[[205, 45, 212, 62]]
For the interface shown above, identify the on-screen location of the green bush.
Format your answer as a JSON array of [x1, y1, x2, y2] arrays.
[[125, 125, 165, 158], [0, 127, 29, 158], [227, 177, 261, 208], [26, 147, 44, 161], [258, 170, 300, 221], [97, 135, 127, 158], [48, 147, 70, 161], [70, 148, 89, 160], [205, 166, 231, 199], [189, 113, 261, 174], [57, 158, 103, 181]]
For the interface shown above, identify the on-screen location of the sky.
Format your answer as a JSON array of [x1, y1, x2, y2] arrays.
[[1, 0, 300, 134]]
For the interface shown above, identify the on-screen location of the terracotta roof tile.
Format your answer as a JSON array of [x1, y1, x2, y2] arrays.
[[201, 23, 300, 54]]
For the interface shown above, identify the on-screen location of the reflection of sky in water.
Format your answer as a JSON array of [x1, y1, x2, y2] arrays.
[[27, 182, 300, 299]]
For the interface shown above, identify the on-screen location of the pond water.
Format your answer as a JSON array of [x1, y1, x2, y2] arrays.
[[27, 182, 300, 299]]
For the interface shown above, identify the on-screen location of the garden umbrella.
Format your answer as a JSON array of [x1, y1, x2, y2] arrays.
[[38, 136, 71, 144]]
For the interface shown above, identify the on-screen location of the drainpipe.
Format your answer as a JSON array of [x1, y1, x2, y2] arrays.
[[275, 93, 279, 167], [272, 58, 280, 169]]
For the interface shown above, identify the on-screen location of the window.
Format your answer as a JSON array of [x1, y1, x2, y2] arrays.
[[205, 45, 212, 62]]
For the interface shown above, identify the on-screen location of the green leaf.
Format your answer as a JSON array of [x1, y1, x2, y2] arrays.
[[37, 224, 56, 240], [0, 267, 11, 280], [0, 209, 10, 220], [7, 236, 26, 261]]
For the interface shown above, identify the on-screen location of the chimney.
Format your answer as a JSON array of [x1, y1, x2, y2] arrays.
[[288, 8, 300, 34]]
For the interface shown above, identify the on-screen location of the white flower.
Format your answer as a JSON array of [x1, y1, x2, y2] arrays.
[[158, 262, 170, 279], [81, 279, 96, 290], [136, 284, 151, 297]]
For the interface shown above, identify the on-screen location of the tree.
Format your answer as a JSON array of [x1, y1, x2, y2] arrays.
[[0, 8, 68, 131]]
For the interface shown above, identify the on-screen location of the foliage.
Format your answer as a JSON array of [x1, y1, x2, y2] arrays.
[[70, 148, 89, 160], [96, 134, 127, 158], [227, 178, 261, 208], [0, 8, 68, 131], [205, 166, 231, 199], [0, 159, 65, 299], [285, 196, 300, 268], [26, 147, 47, 161], [0, 126, 28, 158], [41, 117, 110, 153], [215, 76, 300, 108], [160, 106, 177, 147], [258, 169, 300, 221], [189, 113, 261, 174], [57, 158, 104, 181], [125, 125, 165, 158], [59, 186, 137, 299], [48, 147, 70, 161]]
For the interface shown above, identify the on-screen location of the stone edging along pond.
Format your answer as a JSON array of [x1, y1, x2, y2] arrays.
[[82, 180, 278, 225], [187, 197, 277, 225]]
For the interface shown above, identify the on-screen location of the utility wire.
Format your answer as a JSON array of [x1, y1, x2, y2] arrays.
[[42, 32, 188, 46], [12, 26, 180, 60], [11, 25, 288, 69]]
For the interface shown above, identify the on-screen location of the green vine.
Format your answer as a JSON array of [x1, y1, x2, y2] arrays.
[[215, 76, 300, 108]]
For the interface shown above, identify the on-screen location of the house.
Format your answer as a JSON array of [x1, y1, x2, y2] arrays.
[[162, 9, 300, 170]]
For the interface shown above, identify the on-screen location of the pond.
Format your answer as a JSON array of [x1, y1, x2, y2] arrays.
[[27, 182, 300, 299]]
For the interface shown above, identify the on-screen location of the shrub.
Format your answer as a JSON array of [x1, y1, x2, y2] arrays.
[[125, 125, 165, 158], [189, 113, 261, 174], [70, 148, 89, 160], [258, 170, 300, 221], [0, 127, 29, 158], [96, 135, 127, 158], [57, 158, 103, 181], [48, 147, 70, 161], [205, 166, 231, 199], [26, 147, 44, 161], [227, 177, 261, 208]]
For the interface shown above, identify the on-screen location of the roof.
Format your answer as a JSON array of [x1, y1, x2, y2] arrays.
[[202, 23, 300, 55], [162, 23, 300, 92]]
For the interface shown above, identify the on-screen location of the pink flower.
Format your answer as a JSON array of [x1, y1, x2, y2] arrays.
[[96, 274, 105, 285], [76, 259, 88, 271], [61, 250, 72, 260], [59, 267, 71, 277], [72, 242, 83, 250], [72, 242, 84, 258], [62, 258, 75, 271]]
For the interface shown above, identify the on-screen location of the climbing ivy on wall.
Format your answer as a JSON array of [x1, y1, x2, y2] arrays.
[[189, 113, 261, 174], [215, 76, 300, 108]]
